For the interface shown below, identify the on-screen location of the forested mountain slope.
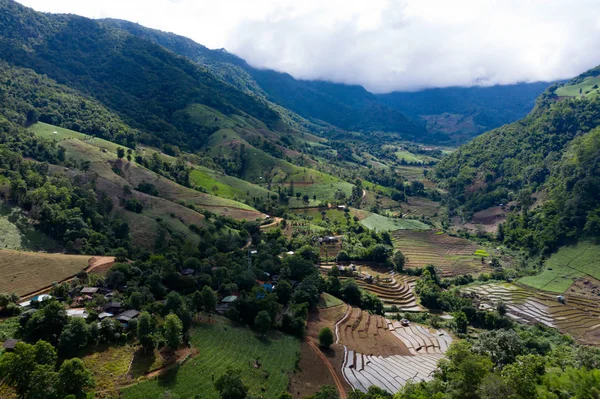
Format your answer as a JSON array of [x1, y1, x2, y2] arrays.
[[101, 19, 430, 141], [377, 82, 550, 141], [434, 70, 600, 255], [0, 0, 278, 150], [103, 19, 549, 143]]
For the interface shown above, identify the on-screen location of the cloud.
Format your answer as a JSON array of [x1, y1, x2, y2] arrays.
[[16, 0, 600, 92]]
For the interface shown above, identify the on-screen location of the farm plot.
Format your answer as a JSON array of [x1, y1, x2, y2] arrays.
[[519, 242, 600, 293], [0, 250, 95, 296], [341, 322, 451, 394], [321, 265, 421, 311], [360, 214, 430, 232], [121, 318, 300, 399], [462, 283, 600, 345], [392, 230, 492, 277]]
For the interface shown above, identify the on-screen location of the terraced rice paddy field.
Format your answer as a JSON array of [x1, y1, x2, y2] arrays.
[[338, 308, 452, 394], [392, 230, 493, 277], [320, 264, 421, 311], [462, 283, 600, 345]]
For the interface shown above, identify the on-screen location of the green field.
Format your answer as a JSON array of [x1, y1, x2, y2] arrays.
[[519, 242, 600, 293], [360, 213, 430, 232], [190, 167, 272, 201], [555, 76, 600, 98], [292, 208, 349, 223], [395, 150, 422, 163], [121, 319, 299, 399], [318, 293, 344, 308], [30, 122, 132, 154]]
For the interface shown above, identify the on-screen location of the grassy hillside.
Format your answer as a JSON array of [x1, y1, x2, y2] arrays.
[[555, 76, 600, 98], [0, 250, 91, 296], [121, 319, 299, 399], [359, 213, 430, 232]]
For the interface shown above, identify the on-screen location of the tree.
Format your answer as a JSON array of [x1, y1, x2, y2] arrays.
[[214, 369, 247, 399], [192, 290, 203, 319], [117, 147, 125, 159], [163, 314, 183, 350], [27, 364, 59, 399], [201, 286, 218, 316], [342, 280, 362, 306], [393, 250, 406, 271], [254, 310, 272, 336], [310, 386, 339, 399], [453, 311, 468, 334], [274, 280, 292, 304], [23, 300, 68, 344], [137, 311, 155, 352], [57, 358, 95, 399], [0, 341, 56, 397], [319, 327, 334, 349], [59, 317, 90, 356], [473, 329, 524, 367]]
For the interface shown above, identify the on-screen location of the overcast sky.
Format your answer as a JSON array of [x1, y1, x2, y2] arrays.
[[16, 0, 600, 93]]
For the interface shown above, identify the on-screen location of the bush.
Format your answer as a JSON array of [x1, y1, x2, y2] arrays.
[[318, 327, 334, 349]]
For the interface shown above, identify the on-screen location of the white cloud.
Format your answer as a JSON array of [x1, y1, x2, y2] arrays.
[[16, 0, 600, 92]]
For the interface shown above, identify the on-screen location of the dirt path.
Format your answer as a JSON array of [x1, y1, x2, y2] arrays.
[[260, 217, 283, 230], [307, 340, 347, 399], [21, 256, 115, 300]]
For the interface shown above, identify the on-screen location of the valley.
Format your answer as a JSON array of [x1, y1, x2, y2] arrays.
[[0, 1, 599, 399]]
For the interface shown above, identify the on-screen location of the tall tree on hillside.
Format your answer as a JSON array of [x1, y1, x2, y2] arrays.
[[164, 314, 183, 351], [201, 286, 218, 321], [137, 311, 155, 353], [57, 358, 95, 399]]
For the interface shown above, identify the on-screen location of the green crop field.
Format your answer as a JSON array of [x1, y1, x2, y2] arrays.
[[292, 208, 349, 223], [360, 213, 430, 232], [190, 167, 272, 201], [395, 150, 423, 163], [555, 76, 600, 98], [318, 293, 344, 308], [121, 318, 299, 399], [519, 241, 600, 293], [30, 122, 132, 154]]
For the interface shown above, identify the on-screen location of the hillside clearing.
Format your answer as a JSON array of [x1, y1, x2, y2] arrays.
[[360, 213, 430, 232], [0, 250, 97, 296]]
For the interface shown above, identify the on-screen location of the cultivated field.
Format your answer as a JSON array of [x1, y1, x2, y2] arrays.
[[121, 318, 300, 399], [321, 265, 421, 311], [519, 242, 600, 293], [392, 230, 493, 277], [0, 250, 96, 296], [341, 317, 452, 394], [360, 214, 430, 232], [463, 283, 600, 345]]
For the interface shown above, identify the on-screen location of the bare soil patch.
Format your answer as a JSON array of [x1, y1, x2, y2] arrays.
[[566, 275, 600, 299]]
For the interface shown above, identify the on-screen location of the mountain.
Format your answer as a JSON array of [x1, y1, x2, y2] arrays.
[[377, 82, 551, 142], [100, 19, 430, 141], [433, 69, 600, 255], [102, 19, 550, 143], [0, 0, 279, 150]]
